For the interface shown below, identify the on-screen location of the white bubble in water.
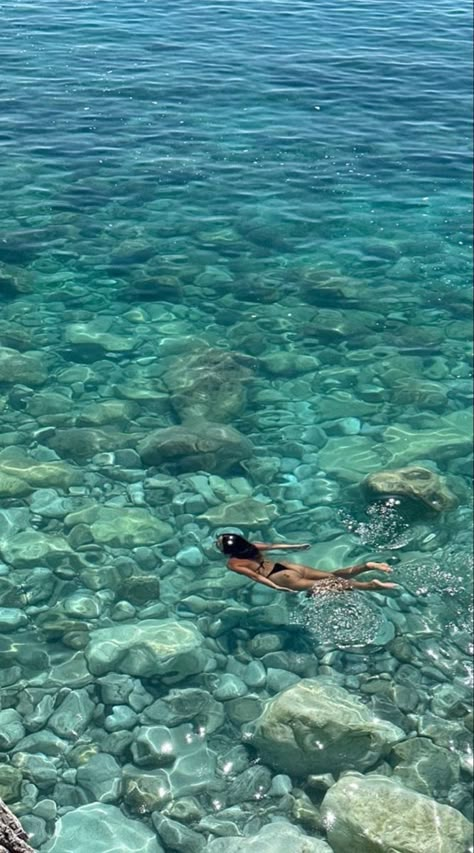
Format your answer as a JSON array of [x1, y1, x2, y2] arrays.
[[293, 588, 385, 649]]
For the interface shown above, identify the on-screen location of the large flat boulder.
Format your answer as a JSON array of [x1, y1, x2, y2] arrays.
[[84, 620, 208, 681], [248, 678, 403, 776], [41, 802, 163, 853], [321, 772, 473, 853], [207, 821, 331, 853], [137, 422, 253, 474]]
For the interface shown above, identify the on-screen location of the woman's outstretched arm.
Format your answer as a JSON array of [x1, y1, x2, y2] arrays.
[[253, 541, 310, 552]]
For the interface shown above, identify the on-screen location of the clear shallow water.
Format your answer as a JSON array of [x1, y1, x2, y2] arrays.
[[0, 0, 472, 850]]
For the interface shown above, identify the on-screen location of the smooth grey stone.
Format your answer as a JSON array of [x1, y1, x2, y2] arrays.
[[225, 696, 264, 726], [152, 813, 205, 853], [268, 774, 293, 796], [321, 772, 473, 853], [248, 678, 404, 776], [14, 729, 70, 756], [20, 814, 47, 847], [85, 620, 207, 681], [142, 688, 224, 733], [12, 753, 58, 789], [131, 726, 177, 767], [431, 684, 471, 719], [248, 633, 284, 657], [243, 660, 266, 689], [0, 708, 25, 749], [52, 781, 89, 808], [32, 798, 57, 820], [97, 673, 135, 705], [176, 546, 204, 568], [394, 684, 420, 714], [0, 607, 28, 631], [29, 489, 71, 518], [48, 689, 95, 739], [62, 592, 102, 619], [217, 746, 250, 777], [76, 753, 122, 803], [206, 820, 331, 852], [226, 765, 272, 805], [392, 737, 460, 799], [214, 674, 248, 701], [0, 764, 22, 802], [42, 802, 164, 852], [104, 705, 138, 732], [266, 668, 300, 693]]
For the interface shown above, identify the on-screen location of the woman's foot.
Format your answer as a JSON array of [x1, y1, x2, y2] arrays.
[[372, 579, 398, 589], [365, 561, 392, 573]]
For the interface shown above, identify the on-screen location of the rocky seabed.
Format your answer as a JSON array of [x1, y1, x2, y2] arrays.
[[0, 264, 472, 853]]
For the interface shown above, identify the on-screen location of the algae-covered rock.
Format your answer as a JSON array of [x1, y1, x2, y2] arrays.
[[247, 678, 403, 776], [0, 530, 76, 570], [391, 736, 460, 798], [0, 472, 32, 497], [85, 620, 208, 680], [0, 446, 78, 490], [42, 802, 163, 853], [138, 422, 253, 474], [163, 348, 254, 423], [0, 347, 48, 385], [321, 772, 473, 853], [0, 763, 23, 803], [46, 427, 137, 462], [363, 466, 458, 513]]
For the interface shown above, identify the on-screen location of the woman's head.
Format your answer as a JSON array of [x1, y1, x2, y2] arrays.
[[216, 533, 261, 560]]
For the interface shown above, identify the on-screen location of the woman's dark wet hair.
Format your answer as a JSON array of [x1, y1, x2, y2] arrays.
[[218, 534, 262, 561]]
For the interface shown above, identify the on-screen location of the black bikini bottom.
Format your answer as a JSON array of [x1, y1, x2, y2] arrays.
[[269, 562, 288, 576]]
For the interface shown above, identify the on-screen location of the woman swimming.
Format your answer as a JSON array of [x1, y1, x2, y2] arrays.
[[215, 533, 397, 594]]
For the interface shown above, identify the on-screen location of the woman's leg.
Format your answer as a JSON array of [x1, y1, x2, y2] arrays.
[[278, 561, 336, 581], [351, 579, 397, 591], [335, 561, 392, 579]]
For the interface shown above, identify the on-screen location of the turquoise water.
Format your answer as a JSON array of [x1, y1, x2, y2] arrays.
[[0, 0, 472, 850]]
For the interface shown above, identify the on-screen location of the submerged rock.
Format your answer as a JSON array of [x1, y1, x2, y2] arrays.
[[84, 620, 208, 680], [65, 322, 137, 353], [198, 497, 277, 528], [0, 446, 78, 490], [138, 422, 253, 474], [378, 415, 472, 466], [89, 506, 172, 548], [247, 678, 403, 776], [321, 772, 473, 853], [42, 802, 163, 853], [207, 820, 331, 852], [45, 427, 137, 462], [391, 736, 460, 799], [163, 347, 254, 423], [0, 347, 48, 385], [363, 466, 459, 513]]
